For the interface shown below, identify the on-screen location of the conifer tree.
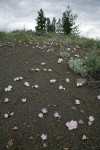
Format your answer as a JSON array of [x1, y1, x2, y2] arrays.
[[35, 9, 46, 32], [46, 17, 52, 32], [46, 17, 56, 33], [62, 6, 79, 35]]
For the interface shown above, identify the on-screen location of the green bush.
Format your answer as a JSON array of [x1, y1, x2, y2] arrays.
[[68, 59, 87, 76], [12, 30, 30, 43], [0, 32, 15, 44], [83, 38, 94, 48], [84, 51, 100, 80], [60, 51, 70, 59], [0, 32, 7, 41], [81, 37, 100, 50]]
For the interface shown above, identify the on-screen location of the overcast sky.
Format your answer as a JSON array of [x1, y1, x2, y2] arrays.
[[0, 0, 100, 39]]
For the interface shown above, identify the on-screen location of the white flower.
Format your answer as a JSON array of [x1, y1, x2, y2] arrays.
[[75, 100, 80, 105], [88, 121, 93, 126], [12, 126, 18, 130], [43, 68, 47, 71], [67, 48, 70, 51], [54, 112, 61, 119], [65, 78, 70, 83], [48, 69, 52, 72], [35, 68, 40, 72], [59, 86, 63, 90], [14, 77, 19, 81], [57, 58, 63, 64], [4, 113, 9, 118], [22, 98, 26, 103], [24, 82, 30, 87], [50, 79, 56, 83], [38, 113, 43, 118], [77, 82, 82, 87], [32, 85, 39, 89], [4, 98, 9, 103], [5, 85, 12, 92], [9, 85, 12, 89], [41, 62, 46, 66], [10, 112, 14, 116], [31, 68, 34, 71], [14, 77, 23, 81], [41, 108, 48, 114], [97, 95, 100, 100], [66, 120, 78, 130], [82, 135, 88, 140], [75, 54, 79, 57], [89, 116, 94, 122], [41, 134, 47, 140], [59, 86, 65, 90], [34, 85, 39, 89], [19, 76, 23, 80], [88, 116, 94, 126]]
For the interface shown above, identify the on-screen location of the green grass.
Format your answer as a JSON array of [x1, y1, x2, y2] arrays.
[[0, 30, 33, 45], [0, 30, 100, 48]]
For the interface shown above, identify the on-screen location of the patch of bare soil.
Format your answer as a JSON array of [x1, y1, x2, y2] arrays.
[[0, 40, 100, 150]]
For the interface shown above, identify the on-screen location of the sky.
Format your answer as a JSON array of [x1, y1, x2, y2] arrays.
[[0, 0, 100, 39]]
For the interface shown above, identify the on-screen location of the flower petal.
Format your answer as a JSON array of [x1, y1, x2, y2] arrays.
[[66, 120, 78, 130]]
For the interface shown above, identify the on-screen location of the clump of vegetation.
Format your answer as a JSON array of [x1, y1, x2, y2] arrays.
[[60, 51, 70, 59], [68, 51, 100, 80], [0, 30, 34, 45], [0, 32, 14, 44], [0, 32, 7, 42], [12, 30, 30, 43], [68, 59, 87, 77], [81, 38, 100, 50], [84, 51, 100, 80]]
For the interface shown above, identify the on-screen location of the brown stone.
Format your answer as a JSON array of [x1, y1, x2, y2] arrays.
[[77, 78, 87, 86]]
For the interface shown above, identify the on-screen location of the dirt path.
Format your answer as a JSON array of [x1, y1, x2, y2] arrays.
[[0, 41, 100, 150]]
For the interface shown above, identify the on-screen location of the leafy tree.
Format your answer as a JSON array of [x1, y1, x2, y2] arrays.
[[62, 6, 79, 35], [35, 9, 46, 32]]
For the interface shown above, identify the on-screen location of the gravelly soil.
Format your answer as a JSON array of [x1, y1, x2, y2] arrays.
[[0, 40, 100, 150]]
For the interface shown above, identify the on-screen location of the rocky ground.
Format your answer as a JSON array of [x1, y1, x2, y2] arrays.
[[0, 39, 100, 150]]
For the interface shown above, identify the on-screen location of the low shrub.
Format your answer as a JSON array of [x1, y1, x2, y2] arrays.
[[68, 59, 87, 76], [12, 30, 30, 43], [84, 51, 100, 80], [68, 51, 100, 80], [60, 51, 70, 59], [0, 32, 7, 42], [0, 32, 15, 44], [81, 37, 100, 50]]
